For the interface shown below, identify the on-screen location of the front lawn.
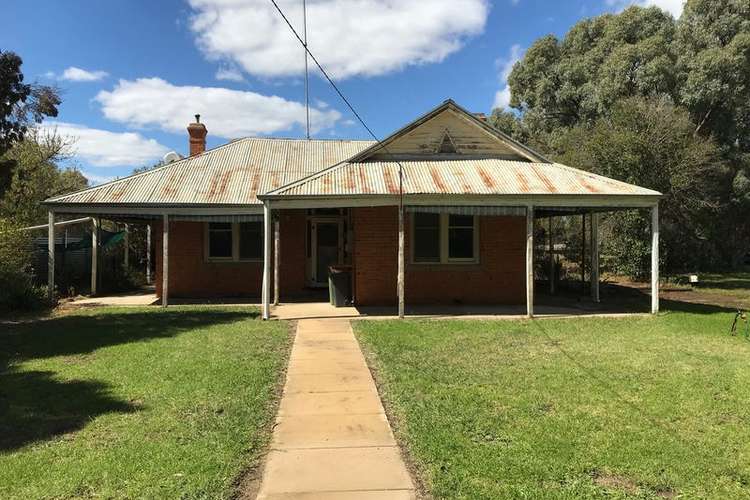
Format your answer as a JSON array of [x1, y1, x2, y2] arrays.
[[355, 306, 750, 499], [0, 306, 289, 499]]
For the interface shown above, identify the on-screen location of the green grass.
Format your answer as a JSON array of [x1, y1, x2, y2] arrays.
[[693, 268, 750, 305], [0, 306, 290, 499], [355, 304, 750, 499]]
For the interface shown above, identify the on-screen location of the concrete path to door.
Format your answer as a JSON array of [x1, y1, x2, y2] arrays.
[[256, 319, 415, 499]]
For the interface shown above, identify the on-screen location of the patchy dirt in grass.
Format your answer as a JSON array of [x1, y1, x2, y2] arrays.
[[592, 471, 640, 495]]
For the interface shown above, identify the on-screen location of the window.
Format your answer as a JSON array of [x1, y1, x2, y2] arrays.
[[413, 213, 441, 263], [207, 222, 263, 261], [208, 223, 233, 259], [410, 213, 478, 264], [238, 222, 263, 260], [448, 215, 475, 260]]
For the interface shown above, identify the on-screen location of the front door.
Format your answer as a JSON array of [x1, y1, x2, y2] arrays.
[[309, 219, 343, 286]]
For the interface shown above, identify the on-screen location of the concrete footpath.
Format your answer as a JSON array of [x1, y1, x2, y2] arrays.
[[256, 319, 415, 499]]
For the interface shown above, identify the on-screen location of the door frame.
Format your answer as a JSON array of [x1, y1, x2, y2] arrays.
[[307, 216, 345, 287]]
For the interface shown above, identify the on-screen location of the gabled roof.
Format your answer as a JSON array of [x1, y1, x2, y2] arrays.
[[261, 159, 662, 199], [348, 99, 549, 163], [46, 137, 374, 207]]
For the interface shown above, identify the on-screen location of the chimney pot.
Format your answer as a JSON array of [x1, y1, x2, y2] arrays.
[[187, 115, 207, 156]]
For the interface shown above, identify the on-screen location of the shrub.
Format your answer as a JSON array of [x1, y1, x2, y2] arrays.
[[0, 218, 55, 314]]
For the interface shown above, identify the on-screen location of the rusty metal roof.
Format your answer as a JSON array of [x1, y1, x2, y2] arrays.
[[47, 137, 374, 206], [263, 159, 662, 198]]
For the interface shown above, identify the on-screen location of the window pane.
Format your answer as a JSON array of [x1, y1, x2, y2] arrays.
[[208, 223, 232, 258], [449, 214, 473, 228], [239, 222, 263, 260], [448, 215, 474, 260], [413, 213, 440, 263]]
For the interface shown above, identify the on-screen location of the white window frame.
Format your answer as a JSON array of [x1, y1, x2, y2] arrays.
[[410, 213, 479, 265], [205, 222, 264, 262]]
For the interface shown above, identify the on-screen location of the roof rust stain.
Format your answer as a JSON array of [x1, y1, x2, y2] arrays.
[[110, 187, 127, 202], [530, 165, 558, 193], [322, 170, 331, 194], [250, 173, 261, 195], [207, 171, 233, 200], [160, 171, 181, 197], [477, 166, 496, 189], [271, 172, 280, 188], [345, 165, 356, 191], [578, 176, 600, 193], [429, 166, 447, 192], [514, 170, 530, 193], [382, 166, 398, 194], [357, 165, 371, 193]]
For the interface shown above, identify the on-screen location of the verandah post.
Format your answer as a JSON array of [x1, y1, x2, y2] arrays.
[[47, 210, 55, 300], [526, 206, 534, 318], [91, 217, 99, 296], [397, 204, 405, 319], [162, 214, 169, 307], [651, 204, 659, 314], [591, 212, 600, 303], [146, 223, 151, 284], [548, 216, 554, 295], [273, 217, 280, 306], [262, 203, 272, 320]]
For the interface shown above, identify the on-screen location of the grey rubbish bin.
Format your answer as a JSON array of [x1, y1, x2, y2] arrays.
[[328, 265, 352, 307]]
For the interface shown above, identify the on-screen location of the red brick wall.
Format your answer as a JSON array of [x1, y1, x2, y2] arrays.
[[353, 206, 526, 306], [154, 210, 307, 298]]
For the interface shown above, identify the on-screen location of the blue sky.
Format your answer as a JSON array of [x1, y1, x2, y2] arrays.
[[1, 0, 681, 183]]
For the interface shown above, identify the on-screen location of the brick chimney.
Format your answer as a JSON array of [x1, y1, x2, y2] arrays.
[[473, 112, 488, 122], [187, 114, 207, 156]]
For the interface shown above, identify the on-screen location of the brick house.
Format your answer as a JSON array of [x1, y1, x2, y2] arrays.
[[44, 100, 661, 318]]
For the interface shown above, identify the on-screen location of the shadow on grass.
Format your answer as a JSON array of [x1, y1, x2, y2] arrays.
[[0, 308, 257, 452]]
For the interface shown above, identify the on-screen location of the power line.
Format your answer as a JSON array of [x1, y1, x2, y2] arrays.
[[302, 0, 310, 140], [267, 0, 404, 208]]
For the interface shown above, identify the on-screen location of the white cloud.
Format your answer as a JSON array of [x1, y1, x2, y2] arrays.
[[215, 65, 245, 82], [58, 66, 109, 82], [188, 0, 489, 80], [606, 0, 684, 17], [82, 171, 117, 185], [95, 77, 341, 138], [492, 44, 522, 110], [38, 122, 170, 167]]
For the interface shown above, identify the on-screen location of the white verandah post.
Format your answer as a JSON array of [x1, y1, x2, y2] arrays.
[[591, 212, 600, 303], [162, 214, 169, 307], [397, 205, 405, 319], [526, 206, 534, 318], [548, 216, 555, 295], [273, 217, 280, 306], [146, 223, 152, 284], [651, 204, 659, 314], [262, 203, 272, 320], [47, 210, 55, 299], [91, 218, 99, 296]]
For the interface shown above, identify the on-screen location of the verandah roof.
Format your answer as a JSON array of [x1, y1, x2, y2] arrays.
[[261, 159, 661, 200]]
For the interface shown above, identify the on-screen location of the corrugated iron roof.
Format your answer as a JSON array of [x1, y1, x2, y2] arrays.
[[47, 137, 375, 206], [264, 159, 662, 198]]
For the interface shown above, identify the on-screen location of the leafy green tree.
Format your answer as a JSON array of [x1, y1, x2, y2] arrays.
[[0, 129, 88, 226], [558, 96, 726, 276], [0, 50, 61, 155], [508, 7, 677, 134], [499, 1, 750, 274]]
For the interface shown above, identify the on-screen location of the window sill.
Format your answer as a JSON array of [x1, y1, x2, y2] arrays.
[[409, 261, 480, 267], [206, 258, 263, 263]]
